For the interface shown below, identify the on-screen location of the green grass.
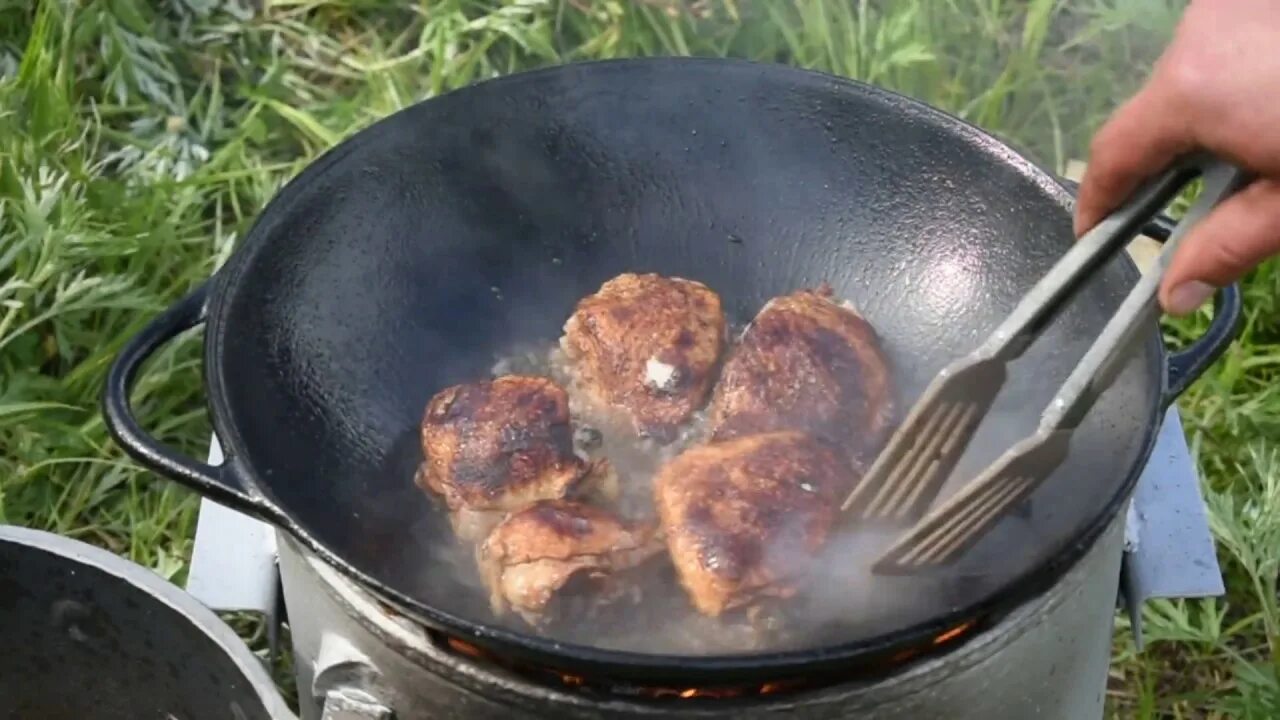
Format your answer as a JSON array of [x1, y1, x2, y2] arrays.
[[1, 0, 1278, 717]]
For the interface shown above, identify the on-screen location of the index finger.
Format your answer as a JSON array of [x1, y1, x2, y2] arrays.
[[1073, 81, 1196, 236]]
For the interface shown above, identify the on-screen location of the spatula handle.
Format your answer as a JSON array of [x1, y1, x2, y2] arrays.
[[979, 158, 1204, 363], [1044, 157, 1253, 432]]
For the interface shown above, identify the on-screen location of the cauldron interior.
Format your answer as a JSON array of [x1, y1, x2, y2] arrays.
[[211, 59, 1160, 652]]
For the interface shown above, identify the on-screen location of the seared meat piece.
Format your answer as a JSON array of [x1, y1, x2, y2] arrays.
[[417, 375, 603, 542], [709, 287, 893, 459], [653, 431, 856, 617], [478, 500, 663, 625], [561, 273, 726, 441]]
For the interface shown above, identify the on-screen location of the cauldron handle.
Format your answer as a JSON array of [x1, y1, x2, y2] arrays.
[[102, 282, 281, 524], [1134, 212, 1244, 403], [1057, 176, 1244, 406]]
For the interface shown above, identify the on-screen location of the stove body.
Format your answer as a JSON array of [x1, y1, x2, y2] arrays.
[[190, 406, 1223, 720], [277, 515, 1122, 720]]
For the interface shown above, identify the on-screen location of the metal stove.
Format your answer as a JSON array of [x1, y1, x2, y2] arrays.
[[187, 401, 1222, 720]]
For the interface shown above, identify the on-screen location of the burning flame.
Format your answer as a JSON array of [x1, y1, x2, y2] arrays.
[[445, 637, 486, 660], [625, 680, 794, 699], [433, 619, 977, 700], [932, 621, 974, 646]]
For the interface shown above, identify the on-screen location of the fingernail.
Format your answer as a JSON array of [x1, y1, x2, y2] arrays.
[[1166, 281, 1215, 316]]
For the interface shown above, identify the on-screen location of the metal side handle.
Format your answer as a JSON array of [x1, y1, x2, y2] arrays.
[[321, 689, 395, 720]]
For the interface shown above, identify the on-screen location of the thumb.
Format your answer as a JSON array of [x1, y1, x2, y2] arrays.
[[1161, 178, 1280, 314]]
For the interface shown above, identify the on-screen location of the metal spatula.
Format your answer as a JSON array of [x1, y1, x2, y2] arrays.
[[839, 155, 1249, 556], [861, 157, 1249, 574]]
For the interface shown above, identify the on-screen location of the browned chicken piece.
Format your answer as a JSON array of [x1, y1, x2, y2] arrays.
[[653, 431, 857, 617], [478, 500, 664, 625], [417, 375, 606, 542], [561, 273, 727, 442], [709, 286, 894, 460]]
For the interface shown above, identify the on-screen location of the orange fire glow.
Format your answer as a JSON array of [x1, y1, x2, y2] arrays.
[[932, 621, 975, 646], [433, 619, 979, 700], [445, 637, 486, 660]]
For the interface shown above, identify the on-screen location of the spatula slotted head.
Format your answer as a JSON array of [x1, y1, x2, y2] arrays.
[[842, 358, 1007, 524], [871, 430, 1071, 575]]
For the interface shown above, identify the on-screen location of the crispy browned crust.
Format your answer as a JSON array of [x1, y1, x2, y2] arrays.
[[478, 500, 663, 620], [709, 287, 894, 459], [653, 431, 857, 617], [561, 273, 726, 441], [418, 375, 590, 513]]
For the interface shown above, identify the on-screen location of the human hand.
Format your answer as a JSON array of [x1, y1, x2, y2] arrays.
[[1074, 0, 1280, 315]]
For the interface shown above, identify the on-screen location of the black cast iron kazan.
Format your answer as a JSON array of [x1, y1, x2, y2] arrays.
[[103, 58, 1240, 688]]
